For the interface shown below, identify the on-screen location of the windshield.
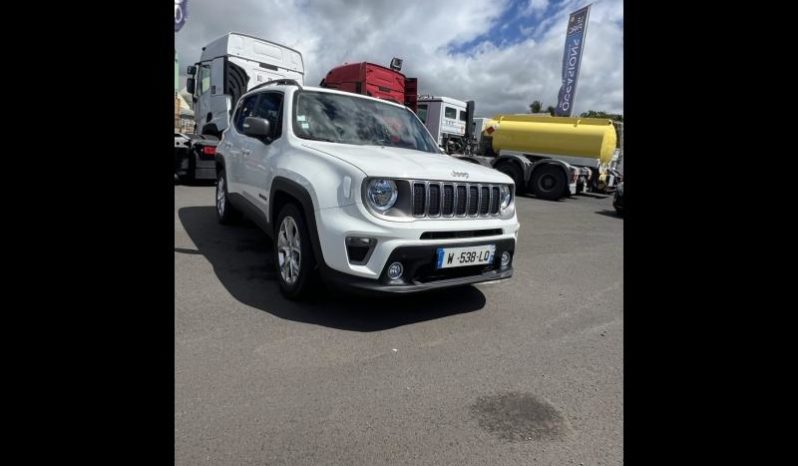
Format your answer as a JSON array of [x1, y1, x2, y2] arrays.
[[293, 91, 439, 153]]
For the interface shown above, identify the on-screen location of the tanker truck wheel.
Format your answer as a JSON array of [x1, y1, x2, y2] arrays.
[[531, 165, 567, 200], [495, 162, 523, 195]]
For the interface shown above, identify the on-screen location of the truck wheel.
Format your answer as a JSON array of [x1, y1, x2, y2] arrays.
[[495, 162, 523, 194], [274, 203, 316, 300], [531, 165, 567, 200], [216, 168, 241, 224]]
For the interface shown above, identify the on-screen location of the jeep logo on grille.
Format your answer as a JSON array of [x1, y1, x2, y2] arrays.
[[452, 171, 469, 179]]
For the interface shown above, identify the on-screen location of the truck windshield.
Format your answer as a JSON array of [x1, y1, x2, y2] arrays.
[[293, 91, 439, 153]]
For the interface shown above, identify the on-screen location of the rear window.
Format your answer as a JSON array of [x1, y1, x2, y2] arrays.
[[445, 107, 457, 119]]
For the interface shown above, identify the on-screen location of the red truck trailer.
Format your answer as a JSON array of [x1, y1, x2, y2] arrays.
[[320, 62, 418, 111]]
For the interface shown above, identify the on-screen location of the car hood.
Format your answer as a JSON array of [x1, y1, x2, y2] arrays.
[[301, 142, 513, 184]]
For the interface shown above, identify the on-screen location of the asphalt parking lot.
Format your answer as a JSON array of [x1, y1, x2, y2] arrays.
[[175, 182, 623, 465]]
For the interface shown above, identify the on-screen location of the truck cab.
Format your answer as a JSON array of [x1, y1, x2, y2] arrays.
[[416, 96, 475, 154], [178, 34, 304, 182], [186, 33, 304, 138]]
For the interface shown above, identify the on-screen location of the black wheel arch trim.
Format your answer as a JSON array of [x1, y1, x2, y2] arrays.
[[269, 177, 325, 269]]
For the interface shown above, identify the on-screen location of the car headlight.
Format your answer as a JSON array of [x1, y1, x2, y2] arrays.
[[366, 178, 398, 212], [500, 185, 512, 211]]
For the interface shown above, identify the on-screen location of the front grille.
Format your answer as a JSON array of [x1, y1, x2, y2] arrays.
[[420, 229, 502, 239], [456, 186, 467, 215], [443, 185, 454, 215], [413, 184, 426, 216], [468, 187, 478, 215], [410, 180, 505, 218], [428, 184, 441, 216], [479, 187, 490, 214]]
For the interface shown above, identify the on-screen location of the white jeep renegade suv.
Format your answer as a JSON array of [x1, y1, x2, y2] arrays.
[[215, 80, 520, 299]]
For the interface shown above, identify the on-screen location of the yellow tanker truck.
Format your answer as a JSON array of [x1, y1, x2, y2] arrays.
[[470, 114, 620, 200]]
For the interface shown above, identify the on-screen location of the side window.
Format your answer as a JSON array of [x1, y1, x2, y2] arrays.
[[199, 65, 211, 94], [253, 92, 284, 139], [459, 110, 467, 122], [233, 95, 259, 133], [417, 104, 428, 123], [444, 107, 457, 119]]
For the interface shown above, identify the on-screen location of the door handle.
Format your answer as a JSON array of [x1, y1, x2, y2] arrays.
[[242, 149, 251, 157]]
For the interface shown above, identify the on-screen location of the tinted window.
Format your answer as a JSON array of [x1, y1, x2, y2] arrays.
[[233, 95, 259, 133], [444, 107, 457, 119], [199, 65, 211, 94], [253, 92, 284, 139], [459, 110, 467, 121], [417, 104, 428, 123]]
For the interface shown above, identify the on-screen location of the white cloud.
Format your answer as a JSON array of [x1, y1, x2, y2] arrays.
[[175, 0, 622, 117], [521, 0, 550, 18]]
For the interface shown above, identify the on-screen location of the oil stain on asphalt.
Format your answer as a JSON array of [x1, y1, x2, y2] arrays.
[[470, 392, 568, 441]]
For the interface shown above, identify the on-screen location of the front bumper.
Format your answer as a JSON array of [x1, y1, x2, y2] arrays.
[[314, 203, 519, 294], [321, 238, 515, 295]]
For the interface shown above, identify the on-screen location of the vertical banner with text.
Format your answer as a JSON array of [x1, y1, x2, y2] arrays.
[[555, 5, 591, 117]]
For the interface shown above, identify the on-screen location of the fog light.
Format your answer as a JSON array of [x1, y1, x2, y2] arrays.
[[387, 262, 403, 280], [501, 251, 511, 267]]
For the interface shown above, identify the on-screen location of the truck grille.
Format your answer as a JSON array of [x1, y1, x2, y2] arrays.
[[411, 181, 503, 218]]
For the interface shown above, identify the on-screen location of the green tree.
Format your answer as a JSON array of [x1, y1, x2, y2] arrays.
[[546, 105, 556, 116], [529, 100, 542, 113], [580, 110, 623, 122]]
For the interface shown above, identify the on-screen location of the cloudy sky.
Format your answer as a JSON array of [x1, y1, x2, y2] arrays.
[[175, 0, 622, 117]]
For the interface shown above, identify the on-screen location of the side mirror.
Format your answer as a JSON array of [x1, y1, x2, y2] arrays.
[[243, 117, 271, 139], [186, 65, 197, 76], [186, 77, 195, 94]]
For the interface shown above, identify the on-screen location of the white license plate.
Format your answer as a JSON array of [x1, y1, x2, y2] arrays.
[[436, 245, 496, 269]]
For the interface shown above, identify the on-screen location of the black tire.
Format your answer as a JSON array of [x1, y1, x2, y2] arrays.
[[274, 203, 317, 300], [216, 168, 241, 224], [495, 161, 523, 194], [530, 165, 568, 200], [178, 151, 196, 184]]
